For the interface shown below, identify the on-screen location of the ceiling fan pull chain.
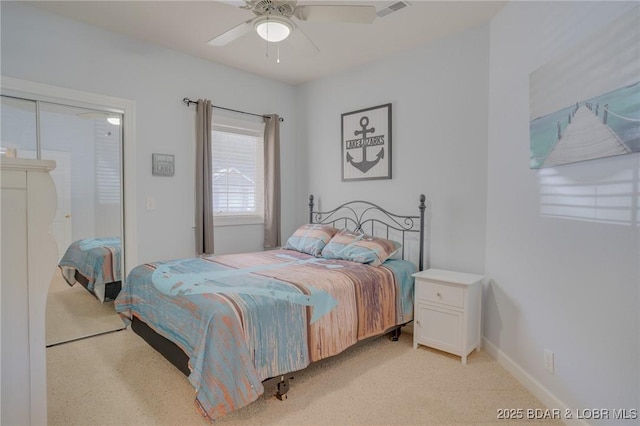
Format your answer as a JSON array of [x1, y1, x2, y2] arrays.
[[277, 43, 280, 64]]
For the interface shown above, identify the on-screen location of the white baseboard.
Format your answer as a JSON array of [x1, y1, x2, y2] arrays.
[[482, 337, 589, 426]]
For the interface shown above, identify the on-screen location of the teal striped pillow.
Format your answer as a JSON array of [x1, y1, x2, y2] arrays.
[[321, 229, 401, 267], [284, 224, 339, 256]]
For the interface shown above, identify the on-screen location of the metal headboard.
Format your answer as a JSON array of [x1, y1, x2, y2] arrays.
[[308, 194, 426, 271]]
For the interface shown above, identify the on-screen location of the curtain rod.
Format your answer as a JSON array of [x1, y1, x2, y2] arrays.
[[182, 98, 284, 122]]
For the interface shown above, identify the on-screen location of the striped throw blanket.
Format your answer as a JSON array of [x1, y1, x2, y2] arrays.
[[58, 237, 121, 301], [115, 249, 415, 421]]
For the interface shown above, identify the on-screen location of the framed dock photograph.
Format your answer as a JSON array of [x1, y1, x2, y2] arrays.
[[341, 103, 392, 181], [529, 7, 639, 169]]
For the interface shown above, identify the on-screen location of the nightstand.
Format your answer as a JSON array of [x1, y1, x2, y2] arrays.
[[412, 268, 484, 364]]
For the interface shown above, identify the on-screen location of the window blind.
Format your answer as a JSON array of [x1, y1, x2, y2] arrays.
[[212, 119, 264, 217]]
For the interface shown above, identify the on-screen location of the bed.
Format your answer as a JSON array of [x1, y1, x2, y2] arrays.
[[58, 237, 122, 302], [115, 195, 426, 421]]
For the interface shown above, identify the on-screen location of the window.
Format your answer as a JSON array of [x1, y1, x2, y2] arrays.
[[94, 117, 123, 205], [212, 115, 264, 225]]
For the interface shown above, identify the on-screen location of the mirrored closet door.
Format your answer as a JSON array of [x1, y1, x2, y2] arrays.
[[1, 95, 126, 346]]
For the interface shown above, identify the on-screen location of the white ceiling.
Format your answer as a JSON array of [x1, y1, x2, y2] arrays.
[[30, 1, 506, 86]]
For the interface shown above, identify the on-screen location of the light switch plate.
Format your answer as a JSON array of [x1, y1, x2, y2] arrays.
[[146, 196, 156, 211]]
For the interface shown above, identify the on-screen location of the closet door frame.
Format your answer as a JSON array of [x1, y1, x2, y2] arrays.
[[1, 76, 138, 277]]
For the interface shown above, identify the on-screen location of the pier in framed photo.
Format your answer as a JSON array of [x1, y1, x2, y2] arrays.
[[529, 8, 639, 169]]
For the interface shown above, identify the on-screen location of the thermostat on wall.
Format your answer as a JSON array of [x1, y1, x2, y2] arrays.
[[152, 153, 175, 177]]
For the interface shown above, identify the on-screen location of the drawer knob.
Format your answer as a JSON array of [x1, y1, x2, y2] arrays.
[[436, 292, 442, 298], [416, 321, 420, 326]]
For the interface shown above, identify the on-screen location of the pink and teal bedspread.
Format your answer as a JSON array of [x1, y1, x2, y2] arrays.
[[115, 249, 415, 421], [58, 237, 121, 301]]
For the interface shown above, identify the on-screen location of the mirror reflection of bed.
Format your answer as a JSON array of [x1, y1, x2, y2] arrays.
[[46, 264, 124, 346], [0, 97, 128, 346], [46, 235, 125, 346]]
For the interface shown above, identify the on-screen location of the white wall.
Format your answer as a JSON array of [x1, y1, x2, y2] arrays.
[[486, 2, 639, 423], [1, 2, 299, 265], [297, 25, 490, 274]]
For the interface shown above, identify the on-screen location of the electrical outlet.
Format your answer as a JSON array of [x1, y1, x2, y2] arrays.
[[544, 349, 554, 374]]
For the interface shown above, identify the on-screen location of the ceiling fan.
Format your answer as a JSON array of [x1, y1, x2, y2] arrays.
[[207, 0, 377, 50]]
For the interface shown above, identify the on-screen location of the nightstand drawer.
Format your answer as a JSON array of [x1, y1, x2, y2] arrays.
[[416, 281, 464, 308]]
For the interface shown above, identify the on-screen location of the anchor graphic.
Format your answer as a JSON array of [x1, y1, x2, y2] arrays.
[[346, 116, 384, 173]]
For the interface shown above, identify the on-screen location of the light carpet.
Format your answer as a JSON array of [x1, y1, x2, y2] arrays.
[[46, 284, 125, 347], [47, 324, 562, 425]]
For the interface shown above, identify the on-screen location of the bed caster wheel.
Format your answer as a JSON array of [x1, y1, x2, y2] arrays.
[[275, 376, 289, 401], [389, 327, 401, 341]]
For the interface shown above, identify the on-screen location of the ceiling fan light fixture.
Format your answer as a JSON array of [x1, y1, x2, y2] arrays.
[[254, 15, 293, 43]]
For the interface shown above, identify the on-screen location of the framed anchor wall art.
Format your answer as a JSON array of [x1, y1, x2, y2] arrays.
[[341, 103, 392, 181]]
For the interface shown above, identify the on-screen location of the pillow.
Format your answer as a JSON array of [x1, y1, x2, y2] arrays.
[[321, 229, 402, 267], [283, 224, 339, 256]]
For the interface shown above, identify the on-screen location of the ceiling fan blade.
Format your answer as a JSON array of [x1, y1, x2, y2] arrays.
[[77, 111, 109, 120], [294, 5, 376, 23], [217, 0, 248, 7], [207, 19, 253, 46]]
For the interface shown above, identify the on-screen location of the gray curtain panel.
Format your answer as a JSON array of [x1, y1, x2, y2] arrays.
[[195, 99, 215, 255], [263, 114, 281, 249]]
